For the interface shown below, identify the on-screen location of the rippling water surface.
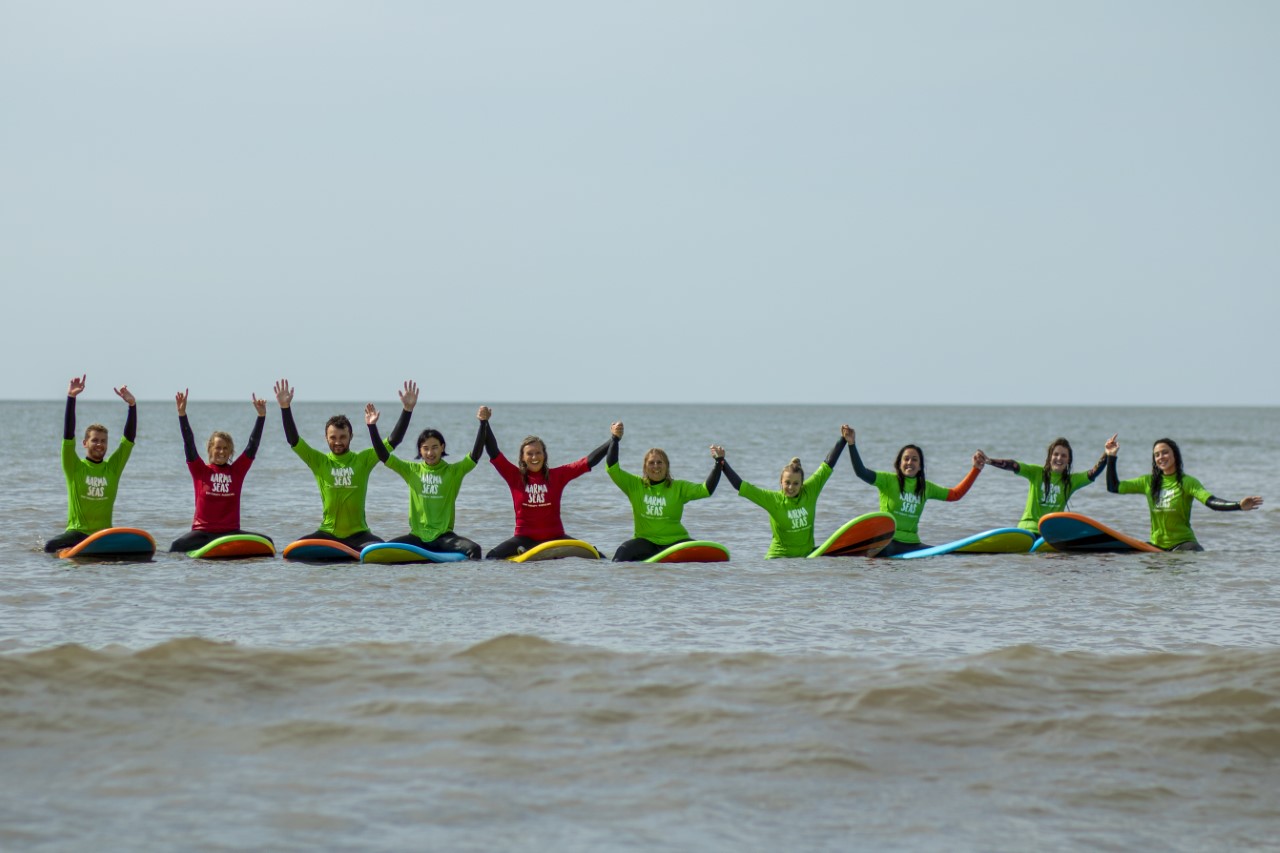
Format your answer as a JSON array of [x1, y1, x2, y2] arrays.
[[2, 402, 1278, 851]]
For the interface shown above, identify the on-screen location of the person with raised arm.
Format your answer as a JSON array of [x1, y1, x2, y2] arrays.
[[44, 375, 138, 553], [981, 437, 1109, 532], [274, 378, 416, 549]]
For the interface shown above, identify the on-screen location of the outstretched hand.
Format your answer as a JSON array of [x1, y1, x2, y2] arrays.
[[114, 385, 136, 406], [365, 403, 380, 426], [274, 379, 294, 408], [175, 388, 189, 415], [399, 380, 419, 411], [252, 394, 267, 417], [1241, 496, 1264, 511], [841, 424, 856, 444], [611, 421, 624, 439], [67, 375, 87, 397], [1104, 434, 1119, 457], [972, 449, 987, 469], [477, 405, 491, 421]]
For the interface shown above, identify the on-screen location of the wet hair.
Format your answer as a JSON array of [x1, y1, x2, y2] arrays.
[[416, 428, 447, 459], [1042, 437, 1074, 503], [1150, 438, 1185, 498], [780, 457, 805, 488], [206, 431, 235, 458], [643, 448, 673, 487], [518, 436, 548, 486], [894, 444, 926, 496], [325, 415, 353, 436], [83, 424, 108, 441]]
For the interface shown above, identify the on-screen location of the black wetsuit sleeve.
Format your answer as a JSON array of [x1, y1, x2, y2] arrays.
[[386, 408, 412, 449], [469, 420, 487, 463], [848, 443, 876, 485], [607, 435, 620, 467], [244, 415, 266, 459], [483, 422, 500, 459], [1086, 453, 1107, 481], [63, 396, 76, 440], [368, 422, 390, 463], [704, 459, 723, 495], [123, 404, 137, 443], [178, 415, 199, 463], [719, 457, 743, 491], [281, 407, 300, 447], [1206, 496, 1242, 511], [1105, 455, 1119, 493], [585, 437, 611, 470], [987, 458, 1019, 473], [825, 437, 847, 470]]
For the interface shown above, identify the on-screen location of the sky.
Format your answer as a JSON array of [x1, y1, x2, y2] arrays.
[[2, 1, 1276, 405]]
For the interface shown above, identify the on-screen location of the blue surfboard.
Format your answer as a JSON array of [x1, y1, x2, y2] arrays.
[[1037, 512, 1162, 553], [892, 527, 1038, 560], [283, 538, 361, 562], [360, 542, 469, 564], [58, 527, 156, 560]]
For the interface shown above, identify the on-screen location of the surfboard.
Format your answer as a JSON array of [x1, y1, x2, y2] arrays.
[[808, 512, 896, 558], [891, 527, 1038, 560], [186, 534, 276, 560], [1030, 537, 1055, 553], [1037, 512, 1162, 553], [643, 541, 730, 564], [360, 542, 469, 564], [508, 539, 602, 563], [58, 527, 156, 560], [282, 538, 362, 562]]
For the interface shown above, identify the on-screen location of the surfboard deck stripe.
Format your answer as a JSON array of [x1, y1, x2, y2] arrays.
[[643, 541, 730, 564], [282, 539, 362, 562], [809, 512, 896, 558], [1037, 512, 1162, 553], [892, 528, 1037, 560], [508, 539, 602, 563], [187, 534, 276, 560], [58, 527, 156, 560], [360, 543, 469, 564]]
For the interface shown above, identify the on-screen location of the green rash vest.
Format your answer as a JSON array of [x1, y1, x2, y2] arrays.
[[292, 438, 387, 538], [873, 471, 952, 545], [607, 464, 711, 546], [61, 438, 133, 533], [1013, 464, 1095, 532], [1116, 473, 1213, 550], [382, 453, 477, 542], [738, 463, 834, 558]]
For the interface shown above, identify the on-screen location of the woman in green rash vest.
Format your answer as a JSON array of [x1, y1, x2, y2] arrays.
[[1104, 434, 1263, 551], [716, 425, 854, 558], [365, 403, 490, 560], [606, 421, 724, 562], [981, 436, 1110, 532], [44, 375, 138, 553], [274, 378, 417, 549], [846, 426, 986, 558]]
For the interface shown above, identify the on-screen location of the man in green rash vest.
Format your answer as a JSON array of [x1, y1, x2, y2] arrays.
[[44, 374, 138, 553], [273, 378, 417, 549]]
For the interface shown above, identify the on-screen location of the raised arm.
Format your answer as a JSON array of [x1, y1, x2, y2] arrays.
[[705, 445, 725, 495], [607, 421, 623, 467], [942, 451, 985, 501], [275, 379, 300, 447], [385, 380, 417, 449], [470, 406, 491, 462], [717, 450, 742, 491], [244, 394, 268, 459], [1104, 434, 1119, 493], [115, 384, 137, 442], [844, 425, 876, 485], [64, 375, 85, 440], [366, 404, 390, 464], [175, 389, 198, 463], [824, 433, 849, 470]]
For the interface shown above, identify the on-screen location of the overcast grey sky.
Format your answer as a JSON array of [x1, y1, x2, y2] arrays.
[[2, 1, 1276, 405]]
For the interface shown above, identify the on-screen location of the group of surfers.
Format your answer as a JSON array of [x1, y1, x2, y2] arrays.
[[46, 376, 1265, 559]]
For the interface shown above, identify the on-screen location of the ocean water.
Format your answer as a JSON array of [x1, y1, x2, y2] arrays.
[[2, 401, 1278, 852]]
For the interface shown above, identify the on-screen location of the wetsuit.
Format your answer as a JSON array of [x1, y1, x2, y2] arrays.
[[282, 406, 411, 549], [45, 395, 137, 552], [607, 436, 722, 562], [986, 453, 1107, 532], [484, 426, 611, 559], [369, 419, 487, 560], [169, 413, 271, 552], [721, 437, 845, 558], [848, 443, 980, 558], [1106, 456, 1244, 551]]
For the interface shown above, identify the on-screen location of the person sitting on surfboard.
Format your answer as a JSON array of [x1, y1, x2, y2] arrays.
[[482, 412, 613, 559], [168, 389, 273, 552], [981, 437, 1109, 532], [44, 375, 138, 553], [846, 427, 985, 557], [1104, 435, 1263, 551], [274, 378, 416, 550], [366, 403, 490, 560], [606, 422, 724, 562], [717, 426, 854, 558]]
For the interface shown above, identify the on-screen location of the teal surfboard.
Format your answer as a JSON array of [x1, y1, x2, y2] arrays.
[[892, 527, 1038, 560], [1037, 512, 1162, 553], [58, 527, 156, 560], [643, 541, 730, 564], [360, 542, 469, 564], [283, 538, 361, 562]]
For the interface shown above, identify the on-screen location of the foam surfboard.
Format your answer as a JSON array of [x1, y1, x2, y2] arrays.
[[58, 527, 156, 560], [508, 539, 603, 563], [891, 527, 1038, 560], [1037, 512, 1162, 553], [282, 538, 362, 562], [187, 534, 275, 560], [360, 542, 468, 564], [1030, 537, 1055, 553], [808, 512, 896, 558], [643, 541, 730, 564]]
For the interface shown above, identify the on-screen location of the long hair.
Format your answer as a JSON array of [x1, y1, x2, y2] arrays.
[[643, 448, 673, 487], [1150, 437, 1184, 499], [415, 428, 447, 460], [1042, 437, 1074, 503], [518, 436, 548, 487], [894, 444, 926, 497], [206, 430, 235, 458]]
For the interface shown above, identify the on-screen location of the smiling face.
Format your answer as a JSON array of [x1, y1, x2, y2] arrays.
[[780, 470, 803, 498], [82, 428, 109, 463], [326, 425, 352, 455], [1153, 442, 1177, 475], [520, 439, 546, 474], [207, 435, 234, 466], [644, 449, 670, 483], [419, 437, 444, 466], [897, 446, 922, 478], [1048, 442, 1072, 473]]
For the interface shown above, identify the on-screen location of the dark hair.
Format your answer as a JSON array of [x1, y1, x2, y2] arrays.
[[518, 436, 548, 486], [325, 415, 353, 435], [416, 428, 447, 459], [894, 444, 926, 496], [1150, 437, 1184, 498], [1042, 437, 1074, 503]]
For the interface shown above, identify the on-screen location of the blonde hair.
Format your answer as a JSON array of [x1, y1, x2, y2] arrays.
[[207, 431, 235, 457], [780, 457, 804, 483], [643, 448, 672, 486]]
